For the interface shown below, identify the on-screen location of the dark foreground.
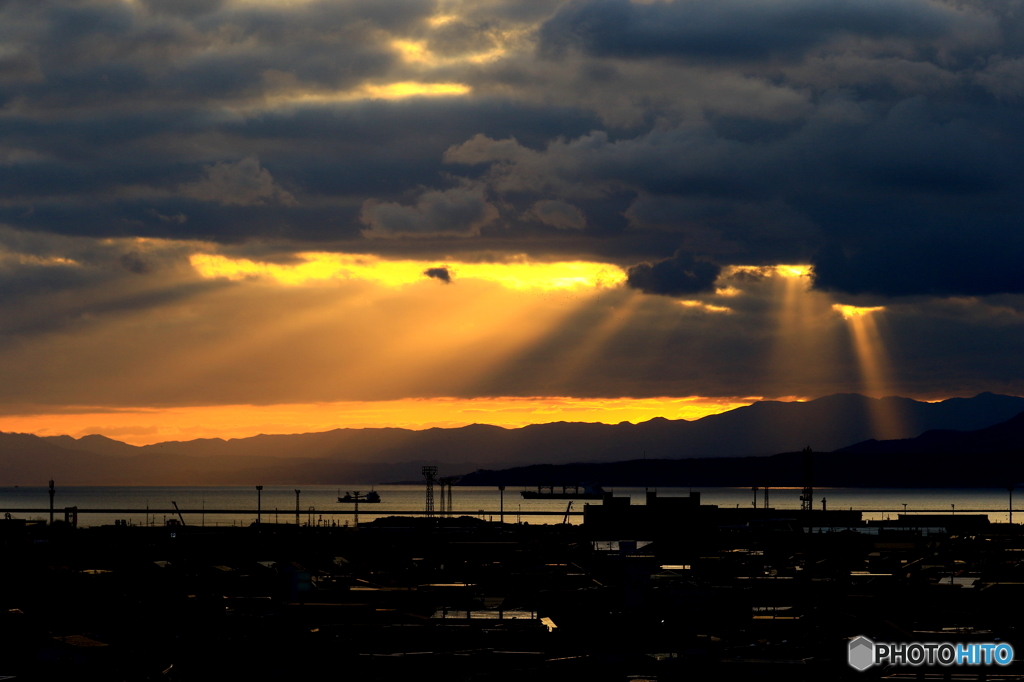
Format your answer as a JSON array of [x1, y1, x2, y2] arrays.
[[2, 497, 1023, 681]]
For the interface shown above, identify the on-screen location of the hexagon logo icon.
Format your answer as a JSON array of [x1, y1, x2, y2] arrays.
[[848, 636, 875, 671]]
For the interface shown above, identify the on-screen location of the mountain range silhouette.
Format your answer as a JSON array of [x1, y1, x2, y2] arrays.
[[1, 392, 1022, 485]]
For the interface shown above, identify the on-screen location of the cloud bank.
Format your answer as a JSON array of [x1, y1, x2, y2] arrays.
[[1, 0, 1024, 415]]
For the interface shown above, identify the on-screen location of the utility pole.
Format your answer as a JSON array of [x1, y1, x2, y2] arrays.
[[256, 485, 263, 525], [341, 492, 365, 528], [295, 489, 301, 525], [347, 492, 368, 527], [499, 485, 505, 524], [48, 479, 55, 526], [338, 491, 367, 527]]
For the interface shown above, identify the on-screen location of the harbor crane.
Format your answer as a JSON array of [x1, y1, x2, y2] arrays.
[[171, 501, 186, 526]]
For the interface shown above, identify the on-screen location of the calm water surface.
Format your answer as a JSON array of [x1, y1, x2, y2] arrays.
[[0, 485, 1018, 527]]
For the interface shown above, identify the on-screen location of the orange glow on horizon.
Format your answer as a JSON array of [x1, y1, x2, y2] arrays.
[[0, 396, 769, 446]]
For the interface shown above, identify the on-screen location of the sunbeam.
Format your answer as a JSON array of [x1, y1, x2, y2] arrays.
[[833, 304, 903, 438]]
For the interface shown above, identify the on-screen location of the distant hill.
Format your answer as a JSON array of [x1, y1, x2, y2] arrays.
[[42, 434, 141, 458], [462, 408, 1024, 489], [458, 449, 1024, 489], [838, 410, 1024, 456], [2, 392, 1023, 485]]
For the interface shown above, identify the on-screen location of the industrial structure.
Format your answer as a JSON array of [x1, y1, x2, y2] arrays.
[[0, 489, 1019, 680], [437, 476, 460, 517], [421, 466, 437, 518], [800, 446, 814, 512]]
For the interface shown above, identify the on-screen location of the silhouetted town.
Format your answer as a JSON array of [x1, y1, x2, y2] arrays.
[[2, 484, 1023, 680]]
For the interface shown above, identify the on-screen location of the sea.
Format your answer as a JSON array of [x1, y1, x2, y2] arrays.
[[0, 485, 1018, 528]]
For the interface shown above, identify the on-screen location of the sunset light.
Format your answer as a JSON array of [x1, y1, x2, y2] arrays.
[[679, 300, 732, 313], [833, 304, 887, 319], [0, 396, 763, 446], [4, 0, 1023, 670], [728, 264, 814, 279], [266, 81, 472, 106], [189, 252, 628, 291], [392, 40, 507, 66]]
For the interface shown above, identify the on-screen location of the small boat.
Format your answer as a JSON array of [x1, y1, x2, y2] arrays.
[[521, 483, 605, 500]]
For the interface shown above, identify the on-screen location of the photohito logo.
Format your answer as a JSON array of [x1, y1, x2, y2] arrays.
[[849, 636, 1014, 670]]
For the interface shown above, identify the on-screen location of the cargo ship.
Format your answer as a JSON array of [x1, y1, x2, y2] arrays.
[[520, 483, 605, 500], [338, 490, 381, 503]]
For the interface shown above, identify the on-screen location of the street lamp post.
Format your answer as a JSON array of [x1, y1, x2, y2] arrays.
[[256, 485, 263, 525], [1009, 485, 1016, 525], [499, 485, 505, 525]]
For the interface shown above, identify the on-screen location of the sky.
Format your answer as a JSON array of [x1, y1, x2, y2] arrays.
[[1, 0, 1024, 444]]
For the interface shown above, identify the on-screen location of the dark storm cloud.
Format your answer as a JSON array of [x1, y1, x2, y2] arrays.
[[0, 95, 605, 245], [813, 236, 1024, 298], [424, 266, 452, 282], [626, 251, 720, 296], [539, 0, 972, 62], [532, 199, 587, 230], [0, 0, 1022, 300], [0, 0, 432, 117], [361, 187, 499, 238], [119, 250, 154, 274], [140, 0, 225, 19], [443, 91, 1024, 295]]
